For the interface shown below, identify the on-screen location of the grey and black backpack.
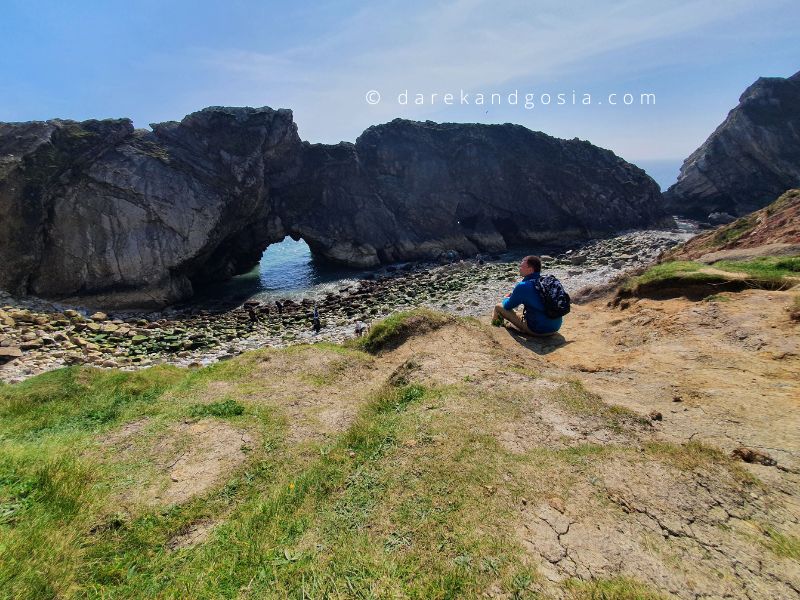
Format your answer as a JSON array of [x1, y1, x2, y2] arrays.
[[534, 274, 571, 319]]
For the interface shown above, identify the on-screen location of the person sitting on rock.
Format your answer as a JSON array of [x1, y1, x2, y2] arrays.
[[492, 255, 562, 336]]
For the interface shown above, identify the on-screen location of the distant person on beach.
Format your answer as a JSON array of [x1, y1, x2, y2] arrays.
[[354, 321, 368, 337], [492, 255, 567, 336], [247, 305, 259, 329], [312, 305, 321, 334], [275, 300, 283, 315]]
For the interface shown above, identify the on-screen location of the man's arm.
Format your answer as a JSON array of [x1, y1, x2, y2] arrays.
[[502, 283, 523, 310]]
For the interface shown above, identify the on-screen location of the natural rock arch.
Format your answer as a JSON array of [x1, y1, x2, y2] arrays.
[[0, 108, 668, 308]]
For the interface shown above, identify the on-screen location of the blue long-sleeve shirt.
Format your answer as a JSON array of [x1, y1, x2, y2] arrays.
[[502, 273, 562, 334]]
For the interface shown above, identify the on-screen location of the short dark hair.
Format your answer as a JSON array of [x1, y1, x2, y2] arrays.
[[523, 255, 542, 272]]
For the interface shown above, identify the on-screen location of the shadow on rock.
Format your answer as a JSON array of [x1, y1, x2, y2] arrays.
[[505, 329, 570, 355]]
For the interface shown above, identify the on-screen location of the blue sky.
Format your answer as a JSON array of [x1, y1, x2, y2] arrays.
[[1, 0, 797, 185]]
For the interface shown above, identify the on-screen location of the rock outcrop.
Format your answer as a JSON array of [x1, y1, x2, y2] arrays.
[[276, 120, 669, 267], [664, 70, 800, 219], [667, 188, 800, 263], [0, 109, 669, 308]]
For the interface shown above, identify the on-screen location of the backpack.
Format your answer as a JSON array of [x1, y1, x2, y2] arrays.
[[534, 274, 571, 319]]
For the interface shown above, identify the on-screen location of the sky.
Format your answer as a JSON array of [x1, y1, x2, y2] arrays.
[[1, 0, 798, 187]]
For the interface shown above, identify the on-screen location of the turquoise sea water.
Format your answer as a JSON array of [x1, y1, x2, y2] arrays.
[[201, 236, 364, 304]]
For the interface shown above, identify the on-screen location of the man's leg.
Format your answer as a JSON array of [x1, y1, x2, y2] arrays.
[[493, 304, 533, 334]]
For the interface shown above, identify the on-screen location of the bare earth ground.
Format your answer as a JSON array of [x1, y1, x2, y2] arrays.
[[535, 290, 800, 473], [482, 289, 800, 598], [368, 290, 800, 598], [81, 287, 799, 598]]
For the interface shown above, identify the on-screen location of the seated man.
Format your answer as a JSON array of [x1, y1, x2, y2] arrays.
[[492, 255, 562, 336]]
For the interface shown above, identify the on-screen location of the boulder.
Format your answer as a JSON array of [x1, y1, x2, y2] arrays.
[[0, 346, 22, 363], [708, 212, 737, 225]]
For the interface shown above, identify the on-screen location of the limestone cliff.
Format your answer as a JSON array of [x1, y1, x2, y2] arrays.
[[0, 109, 668, 308]]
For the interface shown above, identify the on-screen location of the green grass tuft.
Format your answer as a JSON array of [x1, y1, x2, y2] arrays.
[[759, 525, 800, 560], [348, 308, 452, 353], [621, 261, 708, 291], [712, 255, 800, 281], [553, 380, 648, 429], [0, 366, 184, 440], [563, 576, 668, 599], [622, 256, 799, 298], [189, 398, 245, 418]]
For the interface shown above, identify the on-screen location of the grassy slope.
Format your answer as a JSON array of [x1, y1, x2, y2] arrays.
[[667, 188, 800, 259], [626, 189, 800, 301], [0, 312, 704, 600], [621, 255, 800, 297]]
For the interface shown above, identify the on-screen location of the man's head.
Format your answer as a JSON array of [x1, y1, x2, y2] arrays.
[[519, 255, 542, 277]]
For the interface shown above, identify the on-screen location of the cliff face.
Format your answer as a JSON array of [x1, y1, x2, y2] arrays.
[[276, 120, 668, 267], [0, 110, 668, 308], [0, 108, 302, 307], [664, 71, 800, 219]]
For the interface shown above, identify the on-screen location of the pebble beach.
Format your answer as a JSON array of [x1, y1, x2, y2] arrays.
[[0, 227, 696, 383]]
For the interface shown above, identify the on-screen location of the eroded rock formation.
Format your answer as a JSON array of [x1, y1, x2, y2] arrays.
[[0, 108, 669, 307], [664, 70, 800, 219]]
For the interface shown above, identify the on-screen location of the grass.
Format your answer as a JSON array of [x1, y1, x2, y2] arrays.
[[348, 308, 452, 353], [0, 366, 184, 440], [764, 188, 800, 215], [552, 380, 649, 429], [189, 398, 245, 418], [759, 525, 800, 560], [0, 344, 538, 598], [299, 349, 372, 387], [707, 214, 757, 247], [621, 261, 710, 291], [563, 576, 667, 599], [712, 255, 800, 281], [0, 309, 788, 598], [622, 256, 799, 298]]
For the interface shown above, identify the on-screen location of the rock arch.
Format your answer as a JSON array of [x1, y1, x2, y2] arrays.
[[0, 108, 668, 308]]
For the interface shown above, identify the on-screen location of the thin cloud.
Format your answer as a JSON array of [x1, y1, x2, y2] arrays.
[[150, 0, 783, 162]]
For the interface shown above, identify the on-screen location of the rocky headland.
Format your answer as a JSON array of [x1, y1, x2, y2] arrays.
[[665, 70, 800, 219], [0, 110, 669, 308]]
